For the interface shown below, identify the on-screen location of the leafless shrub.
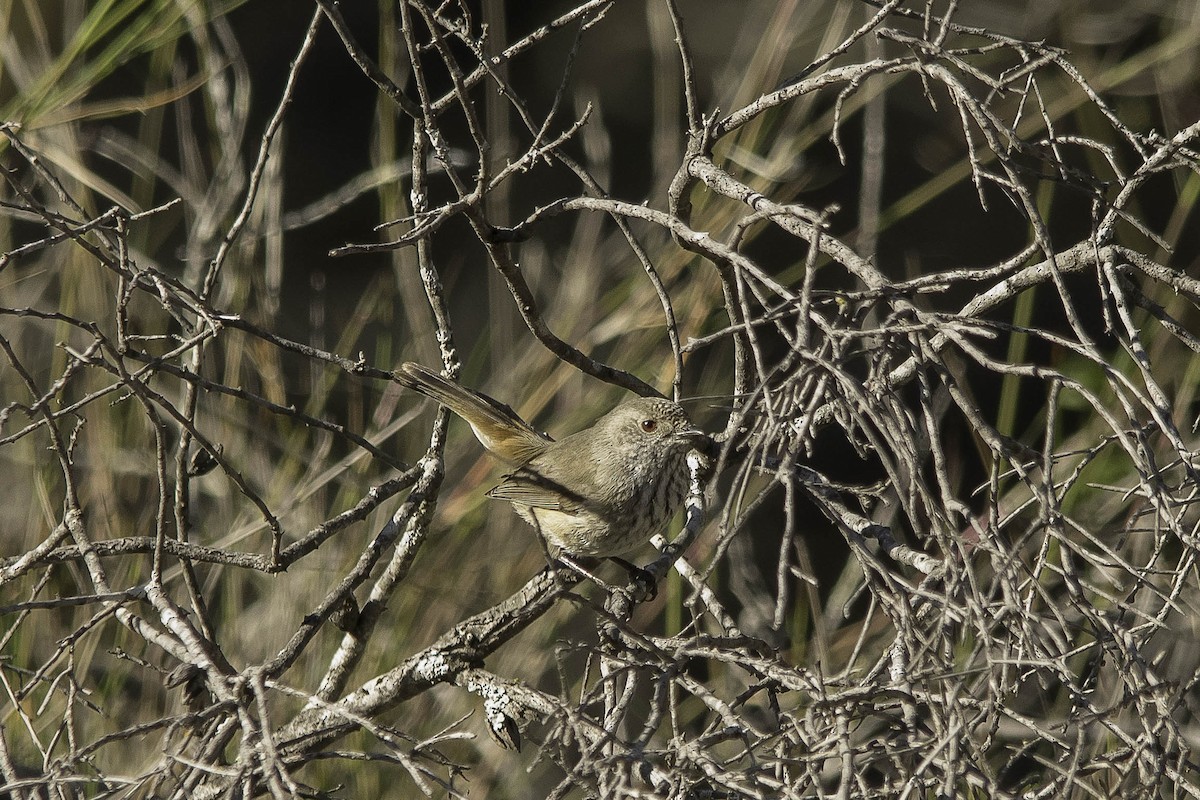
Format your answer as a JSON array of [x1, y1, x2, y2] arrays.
[[2, 1, 1200, 797]]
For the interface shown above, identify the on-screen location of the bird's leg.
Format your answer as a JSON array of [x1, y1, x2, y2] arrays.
[[556, 553, 621, 594], [530, 520, 654, 602], [527, 521, 580, 592]]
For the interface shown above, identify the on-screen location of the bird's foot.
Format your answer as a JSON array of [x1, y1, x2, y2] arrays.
[[610, 557, 658, 603]]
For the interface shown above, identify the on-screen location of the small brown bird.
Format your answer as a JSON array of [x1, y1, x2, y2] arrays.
[[396, 362, 708, 557]]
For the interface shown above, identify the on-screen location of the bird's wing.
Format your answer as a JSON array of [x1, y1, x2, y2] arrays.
[[486, 467, 586, 512]]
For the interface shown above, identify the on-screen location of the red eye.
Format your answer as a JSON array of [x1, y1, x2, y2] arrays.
[[640, 418, 658, 433]]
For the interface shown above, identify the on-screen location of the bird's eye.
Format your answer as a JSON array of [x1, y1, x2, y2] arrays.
[[640, 418, 658, 433]]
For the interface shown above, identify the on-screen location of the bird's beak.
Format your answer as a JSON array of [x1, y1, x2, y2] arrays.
[[678, 429, 717, 456]]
